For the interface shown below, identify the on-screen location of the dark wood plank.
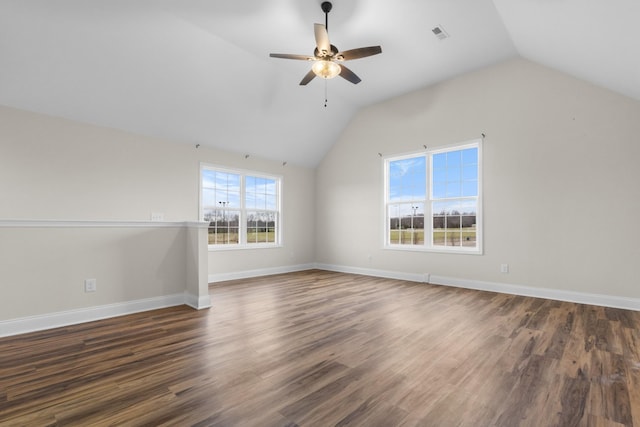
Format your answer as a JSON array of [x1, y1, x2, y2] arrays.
[[1, 270, 640, 426]]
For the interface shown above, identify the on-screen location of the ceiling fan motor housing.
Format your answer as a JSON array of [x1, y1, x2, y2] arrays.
[[314, 45, 339, 59]]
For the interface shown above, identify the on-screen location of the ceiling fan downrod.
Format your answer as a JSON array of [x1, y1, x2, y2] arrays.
[[321, 1, 332, 31]]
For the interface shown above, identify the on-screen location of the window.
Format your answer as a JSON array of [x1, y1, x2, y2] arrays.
[[201, 165, 281, 248], [384, 140, 481, 253]]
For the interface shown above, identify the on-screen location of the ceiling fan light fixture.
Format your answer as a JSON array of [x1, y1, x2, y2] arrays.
[[312, 60, 341, 79]]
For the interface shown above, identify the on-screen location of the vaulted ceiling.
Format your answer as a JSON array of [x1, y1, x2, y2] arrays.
[[1, 0, 638, 167]]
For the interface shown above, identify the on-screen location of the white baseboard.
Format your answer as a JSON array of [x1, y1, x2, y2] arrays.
[[314, 263, 424, 283], [0, 294, 187, 338], [184, 292, 212, 310], [7, 264, 637, 339], [315, 263, 640, 311], [208, 263, 316, 283]]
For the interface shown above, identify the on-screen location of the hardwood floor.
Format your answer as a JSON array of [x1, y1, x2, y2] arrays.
[[1, 270, 640, 426]]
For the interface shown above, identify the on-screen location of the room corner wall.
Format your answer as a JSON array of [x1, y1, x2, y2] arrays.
[[315, 58, 640, 305], [0, 106, 316, 335]]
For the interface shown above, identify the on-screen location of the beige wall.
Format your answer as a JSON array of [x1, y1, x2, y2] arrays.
[[0, 225, 187, 320], [0, 106, 316, 323], [3, 56, 640, 326], [316, 58, 640, 299]]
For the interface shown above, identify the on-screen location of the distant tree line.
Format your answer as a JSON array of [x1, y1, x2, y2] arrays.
[[204, 212, 275, 232], [391, 212, 476, 229]]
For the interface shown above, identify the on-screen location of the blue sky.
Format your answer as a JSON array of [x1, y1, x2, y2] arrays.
[[202, 170, 277, 211], [388, 147, 478, 218]]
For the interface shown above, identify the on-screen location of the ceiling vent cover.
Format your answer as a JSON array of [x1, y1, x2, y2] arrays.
[[432, 25, 449, 41]]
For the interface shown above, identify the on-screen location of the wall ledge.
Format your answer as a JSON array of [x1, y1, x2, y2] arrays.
[[0, 219, 208, 228], [314, 263, 640, 312]]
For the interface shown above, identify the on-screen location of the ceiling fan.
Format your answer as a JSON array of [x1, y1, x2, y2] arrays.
[[269, 1, 382, 85]]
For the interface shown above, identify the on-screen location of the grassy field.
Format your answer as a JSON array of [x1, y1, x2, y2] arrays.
[[247, 231, 275, 243], [209, 232, 239, 245], [390, 229, 476, 246]]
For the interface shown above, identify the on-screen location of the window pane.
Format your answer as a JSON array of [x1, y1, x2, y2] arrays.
[[462, 230, 476, 247], [432, 153, 446, 169], [446, 150, 462, 167], [257, 177, 267, 195], [462, 180, 478, 197], [246, 176, 277, 211], [462, 215, 476, 247], [433, 200, 459, 215], [460, 200, 477, 216], [227, 193, 241, 208], [444, 231, 461, 246], [446, 182, 462, 198], [208, 209, 240, 245], [202, 169, 216, 188], [462, 164, 477, 180], [389, 205, 401, 244], [246, 175, 255, 190], [433, 168, 446, 183], [462, 147, 478, 165], [433, 201, 463, 247], [253, 193, 264, 210], [432, 182, 446, 199], [266, 194, 277, 210], [203, 208, 216, 223], [388, 203, 424, 246], [247, 211, 276, 244], [446, 167, 461, 182], [211, 171, 241, 208], [266, 179, 277, 195], [388, 157, 426, 202], [432, 217, 445, 246], [245, 192, 256, 209]]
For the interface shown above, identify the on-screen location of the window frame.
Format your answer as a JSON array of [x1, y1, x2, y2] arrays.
[[383, 139, 483, 254], [200, 163, 282, 250]]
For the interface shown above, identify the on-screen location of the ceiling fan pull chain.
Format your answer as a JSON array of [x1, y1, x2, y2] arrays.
[[324, 80, 328, 107]]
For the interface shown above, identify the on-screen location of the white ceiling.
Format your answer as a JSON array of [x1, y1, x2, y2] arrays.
[[0, 0, 638, 167]]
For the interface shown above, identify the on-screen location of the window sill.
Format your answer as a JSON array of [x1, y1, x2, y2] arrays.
[[208, 244, 282, 252]]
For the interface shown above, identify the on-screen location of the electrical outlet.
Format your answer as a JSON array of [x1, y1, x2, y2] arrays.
[[150, 212, 164, 221], [500, 264, 509, 274], [84, 278, 97, 292]]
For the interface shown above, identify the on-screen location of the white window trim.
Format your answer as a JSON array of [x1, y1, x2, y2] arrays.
[[200, 163, 283, 250], [383, 139, 483, 255]]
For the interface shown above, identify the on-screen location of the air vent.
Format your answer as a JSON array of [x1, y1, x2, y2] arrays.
[[432, 25, 449, 41]]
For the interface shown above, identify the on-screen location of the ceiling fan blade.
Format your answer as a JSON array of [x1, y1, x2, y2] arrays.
[[299, 69, 316, 86], [270, 53, 315, 61], [314, 23, 331, 56], [336, 46, 382, 61], [339, 64, 361, 84]]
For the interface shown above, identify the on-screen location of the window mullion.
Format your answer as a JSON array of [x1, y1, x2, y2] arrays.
[[240, 174, 246, 245]]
